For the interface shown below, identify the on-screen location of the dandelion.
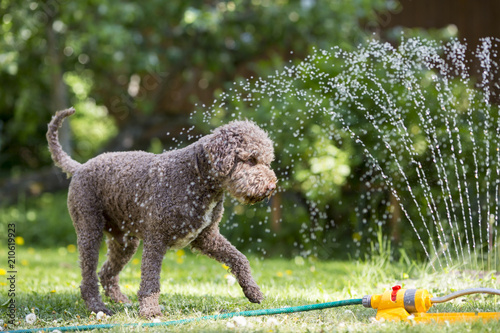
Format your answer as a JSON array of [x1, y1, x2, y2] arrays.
[[276, 271, 283, 277], [67, 244, 77, 253], [25, 313, 36, 325], [285, 270, 292, 275], [21, 260, 29, 266], [132, 258, 140, 265], [0, 269, 6, 275], [96, 311, 106, 320], [222, 264, 229, 270], [15, 236, 24, 245]]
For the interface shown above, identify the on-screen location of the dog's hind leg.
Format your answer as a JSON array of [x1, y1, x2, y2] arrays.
[[99, 233, 140, 304], [68, 187, 111, 315]]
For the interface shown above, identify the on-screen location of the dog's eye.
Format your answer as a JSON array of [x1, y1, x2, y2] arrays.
[[247, 157, 257, 166]]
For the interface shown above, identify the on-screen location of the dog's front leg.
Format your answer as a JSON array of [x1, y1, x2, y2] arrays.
[[191, 224, 264, 303], [138, 235, 168, 318]]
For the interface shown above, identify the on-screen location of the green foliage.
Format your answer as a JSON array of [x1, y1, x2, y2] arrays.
[[0, 192, 75, 248], [64, 72, 118, 161], [294, 125, 352, 200], [0, 0, 395, 174]]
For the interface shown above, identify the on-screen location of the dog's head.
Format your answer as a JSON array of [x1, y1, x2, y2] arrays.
[[203, 120, 277, 204]]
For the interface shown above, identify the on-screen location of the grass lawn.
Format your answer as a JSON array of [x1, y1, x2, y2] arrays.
[[1, 246, 499, 332]]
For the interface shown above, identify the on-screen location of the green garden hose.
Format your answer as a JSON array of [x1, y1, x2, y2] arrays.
[[7, 298, 363, 333]]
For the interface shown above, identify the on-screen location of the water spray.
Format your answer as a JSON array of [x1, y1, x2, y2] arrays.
[[7, 286, 500, 332]]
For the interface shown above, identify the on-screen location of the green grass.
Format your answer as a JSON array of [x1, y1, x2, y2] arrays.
[[1, 246, 499, 332]]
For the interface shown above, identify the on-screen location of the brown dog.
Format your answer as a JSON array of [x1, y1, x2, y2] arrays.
[[47, 108, 277, 317]]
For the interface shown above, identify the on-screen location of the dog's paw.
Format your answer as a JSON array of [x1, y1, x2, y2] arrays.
[[138, 292, 162, 318], [243, 285, 265, 304], [139, 305, 162, 318]]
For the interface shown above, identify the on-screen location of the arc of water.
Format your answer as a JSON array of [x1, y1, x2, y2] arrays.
[[363, 65, 453, 265], [316, 60, 443, 268], [421, 42, 482, 267], [404, 88, 464, 264], [476, 38, 495, 269], [333, 113, 437, 271], [332, 43, 453, 266], [288, 46, 439, 265]]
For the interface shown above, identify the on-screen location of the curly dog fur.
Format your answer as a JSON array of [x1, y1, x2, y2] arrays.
[[47, 107, 277, 317]]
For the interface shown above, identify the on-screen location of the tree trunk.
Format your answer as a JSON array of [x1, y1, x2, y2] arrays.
[[46, 16, 71, 154]]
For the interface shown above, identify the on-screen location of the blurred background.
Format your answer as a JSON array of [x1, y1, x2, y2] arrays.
[[1, 0, 499, 260]]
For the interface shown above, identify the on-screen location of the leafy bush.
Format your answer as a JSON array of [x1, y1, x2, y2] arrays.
[[0, 192, 76, 248]]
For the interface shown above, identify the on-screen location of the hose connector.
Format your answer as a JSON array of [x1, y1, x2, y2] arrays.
[[362, 295, 372, 308]]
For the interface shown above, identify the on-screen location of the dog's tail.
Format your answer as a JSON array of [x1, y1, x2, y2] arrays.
[[46, 107, 81, 177]]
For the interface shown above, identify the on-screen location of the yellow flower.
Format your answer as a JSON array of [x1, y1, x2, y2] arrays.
[[28, 247, 35, 254], [21, 260, 29, 266], [176, 249, 185, 257], [222, 264, 229, 270], [0, 269, 6, 275], [0, 282, 6, 286], [15, 236, 25, 245], [67, 244, 77, 253], [176, 257, 184, 264], [132, 258, 140, 265], [276, 271, 283, 277], [285, 270, 292, 275], [51, 289, 56, 293]]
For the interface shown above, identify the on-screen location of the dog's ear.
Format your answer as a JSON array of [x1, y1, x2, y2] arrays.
[[203, 128, 239, 177]]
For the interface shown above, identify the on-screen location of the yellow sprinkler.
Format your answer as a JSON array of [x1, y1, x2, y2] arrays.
[[362, 285, 500, 323]]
